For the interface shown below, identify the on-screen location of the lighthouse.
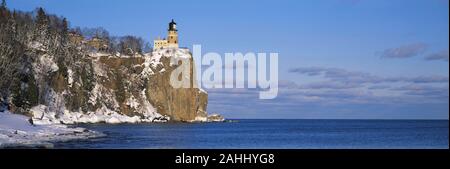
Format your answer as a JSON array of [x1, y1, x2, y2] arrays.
[[167, 19, 178, 48], [153, 19, 179, 50]]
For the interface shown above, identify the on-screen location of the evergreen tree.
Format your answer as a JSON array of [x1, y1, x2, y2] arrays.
[[1, 0, 6, 9], [62, 18, 68, 34], [60, 17, 69, 45], [34, 7, 49, 46], [0, 0, 8, 23], [36, 8, 47, 27]]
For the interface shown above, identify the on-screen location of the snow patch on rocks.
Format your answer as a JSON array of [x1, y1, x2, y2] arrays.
[[67, 68, 74, 87], [29, 104, 169, 125], [149, 48, 191, 67], [32, 53, 59, 79], [28, 41, 46, 51], [188, 114, 225, 123], [92, 60, 108, 77], [0, 110, 103, 148], [88, 84, 119, 109]]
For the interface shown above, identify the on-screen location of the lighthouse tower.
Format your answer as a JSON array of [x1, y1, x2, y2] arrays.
[[153, 19, 180, 50], [167, 19, 179, 48]]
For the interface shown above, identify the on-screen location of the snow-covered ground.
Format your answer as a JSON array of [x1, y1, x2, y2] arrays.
[[0, 110, 104, 148], [30, 104, 170, 125]]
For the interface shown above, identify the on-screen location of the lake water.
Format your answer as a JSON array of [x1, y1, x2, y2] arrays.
[[54, 119, 449, 149]]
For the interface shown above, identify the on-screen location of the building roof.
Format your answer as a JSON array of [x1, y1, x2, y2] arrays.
[[169, 19, 177, 31]]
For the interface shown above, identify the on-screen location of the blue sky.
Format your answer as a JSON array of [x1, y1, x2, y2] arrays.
[[8, 0, 449, 119]]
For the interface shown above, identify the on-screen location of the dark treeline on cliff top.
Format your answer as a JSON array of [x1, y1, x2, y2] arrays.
[[0, 1, 150, 114], [0, 1, 151, 56]]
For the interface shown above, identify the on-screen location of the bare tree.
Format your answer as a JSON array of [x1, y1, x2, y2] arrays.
[[143, 41, 152, 53], [81, 27, 109, 40], [119, 35, 144, 55]]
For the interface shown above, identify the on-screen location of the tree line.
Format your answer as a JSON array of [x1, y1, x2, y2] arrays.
[[1, 0, 151, 56], [0, 1, 151, 113]]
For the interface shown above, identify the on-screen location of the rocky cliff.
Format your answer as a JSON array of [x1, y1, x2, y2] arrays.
[[0, 6, 218, 124], [2, 42, 209, 124]]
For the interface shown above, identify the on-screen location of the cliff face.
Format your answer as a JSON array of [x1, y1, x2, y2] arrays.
[[0, 6, 213, 124], [1, 42, 208, 124], [145, 49, 208, 121]]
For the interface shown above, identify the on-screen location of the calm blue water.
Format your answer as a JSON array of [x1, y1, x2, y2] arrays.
[[55, 120, 449, 149]]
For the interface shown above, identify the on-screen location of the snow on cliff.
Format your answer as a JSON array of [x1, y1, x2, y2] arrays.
[[30, 104, 169, 125], [23, 49, 195, 125], [4, 46, 207, 126]]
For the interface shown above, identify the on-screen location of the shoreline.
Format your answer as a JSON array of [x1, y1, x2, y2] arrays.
[[1, 110, 226, 148], [0, 111, 105, 148]]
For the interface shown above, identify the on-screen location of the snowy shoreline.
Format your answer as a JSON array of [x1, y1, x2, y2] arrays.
[[0, 110, 104, 148], [1, 109, 225, 148]]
